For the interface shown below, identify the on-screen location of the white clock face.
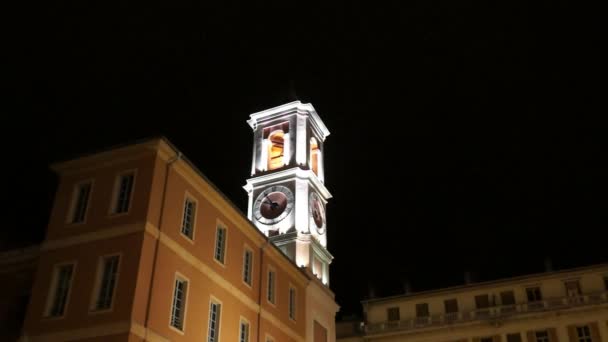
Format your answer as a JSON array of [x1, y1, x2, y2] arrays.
[[309, 192, 326, 235], [253, 185, 294, 225]]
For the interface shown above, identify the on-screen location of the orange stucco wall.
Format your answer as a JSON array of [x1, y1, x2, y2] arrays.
[[22, 233, 144, 336], [18, 139, 336, 341], [45, 152, 157, 241]]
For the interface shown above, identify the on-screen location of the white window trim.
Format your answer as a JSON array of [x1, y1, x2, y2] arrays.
[[207, 295, 223, 342], [108, 169, 137, 216], [168, 272, 190, 334], [288, 283, 297, 322], [266, 266, 276, 306], [43, 260, 77, 319], [88, 253, 122, 314], [179, 192, 198, 243], [66, 179, 94, 225], [242, 245, 254, 288], [239, 316, 251, 342], [213, 221, 228, 267]]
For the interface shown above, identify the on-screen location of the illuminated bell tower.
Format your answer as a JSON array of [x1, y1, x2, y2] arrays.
[[244, 101, 332, 285]]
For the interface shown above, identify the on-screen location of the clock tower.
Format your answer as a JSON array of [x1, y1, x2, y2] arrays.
[[244, 101, 332, 285]]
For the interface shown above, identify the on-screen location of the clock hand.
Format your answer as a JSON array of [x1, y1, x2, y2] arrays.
[[263, 197, 278, 210]]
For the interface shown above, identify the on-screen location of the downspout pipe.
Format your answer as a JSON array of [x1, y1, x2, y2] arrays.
[[143, 151, 182, 338], [256, 241, 269, 342]]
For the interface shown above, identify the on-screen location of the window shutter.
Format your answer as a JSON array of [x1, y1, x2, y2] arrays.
[[548, 328, 558, 342], [567, 326, 577, 342], [589, 323, 601, 342]]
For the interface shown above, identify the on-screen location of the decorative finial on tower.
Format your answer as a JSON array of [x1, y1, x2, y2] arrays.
[[287, 79, 298, 102]]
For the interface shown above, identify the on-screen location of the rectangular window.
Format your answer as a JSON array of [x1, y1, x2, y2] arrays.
[[208, 301, 221, 342], [243, 249, 253, 286], [93, 255, 120, 311], [267, 270, 276, 304], [46, 263, 74, 317], [501, 291, 516, 305], [214, 225, 227, 264], [239, 319, 250, 342], [71, 182, 91, 223], [415, 303, 429, 317], [170, 277, 188, 331], [113, 172, 134, 214], [444, 298, 459, 313], [289, 287, 296, 320], [387, 307, 400, 321], [507, 333, 522, 342], [565, 280, 582, 297], [576, 326, 592, 342], [475, 294, 490, 308], [181, 198, 196, 239], [526, 287, 543, 302], [535, 331, 549, 342], [481, 338, 493, 342]]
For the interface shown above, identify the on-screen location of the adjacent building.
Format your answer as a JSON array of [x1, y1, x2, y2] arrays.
[[12, 101, 338, 341], [337, 264, 608, 342]]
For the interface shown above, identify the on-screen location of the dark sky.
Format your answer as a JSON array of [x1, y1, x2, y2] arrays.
[[4, 1, 607, 318]]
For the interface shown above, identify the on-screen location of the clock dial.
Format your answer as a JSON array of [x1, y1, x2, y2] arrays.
[[309, 192, 326, 234], [260, 192, 287, 219], [253, 185, 294, 225]]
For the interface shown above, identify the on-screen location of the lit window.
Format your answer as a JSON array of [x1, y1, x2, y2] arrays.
[[112, 172, 134, 214], [267, 270, 276, 304], [310, 137, 320, 175], [70, 181, 91, 223], [268, 131, 285, 170], [93, 255, 120, 311], [214, 225, 227, 264], [45, 263, 74, 317], [170, 277, 188, 331], [239, 319, 250, 342], [208, 301, 221, 342], [576, 326, 593, 342], [243, 249, 253, 286], [535, 331, 549, 342], [288, 287, 296, 320], [181, 198, 196, 239]]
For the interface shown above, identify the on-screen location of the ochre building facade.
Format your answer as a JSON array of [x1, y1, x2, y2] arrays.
[[13, 102, 338, 342], [338, 264, 608, 342]]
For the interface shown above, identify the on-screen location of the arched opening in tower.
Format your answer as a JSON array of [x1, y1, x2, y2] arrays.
[[310, 137, 320, 175], [268, 131, 285, 170]]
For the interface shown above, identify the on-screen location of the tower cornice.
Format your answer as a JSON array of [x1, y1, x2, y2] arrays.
[[247, 101, 330, 141], [244, 167, 332, 200]]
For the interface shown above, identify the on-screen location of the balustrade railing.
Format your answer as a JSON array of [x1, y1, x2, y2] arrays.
[[365, 291, 608, 334]]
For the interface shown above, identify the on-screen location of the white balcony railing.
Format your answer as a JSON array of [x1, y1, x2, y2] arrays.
[[365, 291, 608, 334]]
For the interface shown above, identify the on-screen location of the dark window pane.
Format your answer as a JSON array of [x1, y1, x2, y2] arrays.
[[415, 303, 429, 317], [444, 299, 459, 313], [387, 307, 400, 321]]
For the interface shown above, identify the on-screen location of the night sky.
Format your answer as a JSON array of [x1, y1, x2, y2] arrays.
[[5, 1, 607, 318]]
